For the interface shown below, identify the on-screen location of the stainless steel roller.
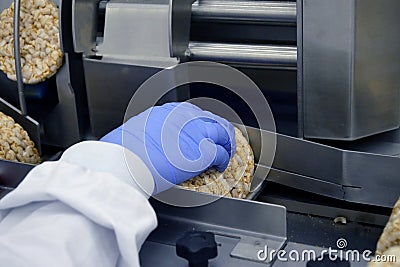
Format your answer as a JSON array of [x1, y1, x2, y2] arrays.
[[191, 0, 297, 24], [188, 42, 297, 67]]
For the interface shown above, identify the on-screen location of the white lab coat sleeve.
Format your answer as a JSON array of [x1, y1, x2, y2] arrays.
[[0, 141, 158, 267]]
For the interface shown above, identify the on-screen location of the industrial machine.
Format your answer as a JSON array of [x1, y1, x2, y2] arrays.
[[64, 0, 400, 207], [1, 0, 400, 265]]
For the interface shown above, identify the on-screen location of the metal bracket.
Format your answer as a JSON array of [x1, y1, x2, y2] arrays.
[[147, 195, 287, 265], [169, 0, 195, 58], [92, 0, 193, 66]]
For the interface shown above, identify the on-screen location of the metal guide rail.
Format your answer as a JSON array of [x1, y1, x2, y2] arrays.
[[192, 0, 297, 24], [188, 42, 297, 68], [190, 0, 298, 67]]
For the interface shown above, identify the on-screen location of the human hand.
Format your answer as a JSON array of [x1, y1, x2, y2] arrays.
[[100, 102, 236, 194]]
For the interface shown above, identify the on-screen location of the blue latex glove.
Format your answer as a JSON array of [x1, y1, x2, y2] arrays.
[[100, 102, 236, 195]]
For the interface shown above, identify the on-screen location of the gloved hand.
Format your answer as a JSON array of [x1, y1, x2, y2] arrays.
[[100, 102, 236, 195]]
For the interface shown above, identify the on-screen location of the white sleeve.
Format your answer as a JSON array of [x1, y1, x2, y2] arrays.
[[0, 141, 158, 267]]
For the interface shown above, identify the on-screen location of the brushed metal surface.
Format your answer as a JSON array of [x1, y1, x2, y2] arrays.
[[141, 197, 286, 266], [82, 58, 162, 137], [192, 0, 296, 24], [97, 0, 178, 67], [246, 125, 400, 208], [170, 0, 196, 57], [98, 1, 170, 58], [301, 0, 400, 140], [188, 42, 297, 68], [72, 0, 98, 55], [140, 198, 374, 266]]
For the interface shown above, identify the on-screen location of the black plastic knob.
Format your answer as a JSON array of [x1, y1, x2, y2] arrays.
[[176, 231, 218, 267]]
